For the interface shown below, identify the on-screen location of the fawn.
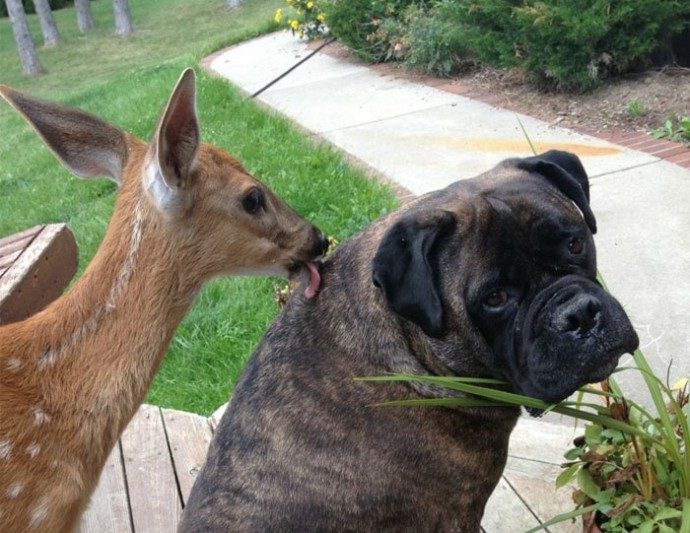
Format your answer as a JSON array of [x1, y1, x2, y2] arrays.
[[0, 68, 327, 532]]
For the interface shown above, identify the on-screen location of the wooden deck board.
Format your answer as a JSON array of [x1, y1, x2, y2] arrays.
[[120, 405, 183, 532], [79, 442, 133, 533], [162, 408, 213, 505]]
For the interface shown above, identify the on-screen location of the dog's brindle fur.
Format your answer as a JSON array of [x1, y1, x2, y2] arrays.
[[180, 151, 639, 532]]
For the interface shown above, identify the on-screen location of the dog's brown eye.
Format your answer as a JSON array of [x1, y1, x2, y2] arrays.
[[568, 237, 584, 255], [484, 290, 508, 308], [242, 188, 265, 214]]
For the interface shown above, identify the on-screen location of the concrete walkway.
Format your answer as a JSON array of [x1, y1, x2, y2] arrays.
[[203, 32, 690, 531]]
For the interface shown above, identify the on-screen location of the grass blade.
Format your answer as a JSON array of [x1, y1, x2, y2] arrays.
[[524, 503, 600, 533]]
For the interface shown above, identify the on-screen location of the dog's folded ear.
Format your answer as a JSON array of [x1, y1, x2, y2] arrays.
[[372, 210, 456, 337], [516, 150, 597, 234]]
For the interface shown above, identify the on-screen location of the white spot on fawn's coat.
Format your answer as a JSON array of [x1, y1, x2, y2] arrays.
[[6, 482, 23, 498], [0, 441, 11, 459], [30, 496, 50, 528], [6, 357, 21, 372], [26, 443, 40, 458], [32, 406, 50, 426]]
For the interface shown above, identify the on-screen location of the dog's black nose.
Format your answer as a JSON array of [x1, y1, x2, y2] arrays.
[[552, 293, 602, 336]]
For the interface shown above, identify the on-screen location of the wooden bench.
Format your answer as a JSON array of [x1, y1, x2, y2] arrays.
[[0, 223, 78, 324]]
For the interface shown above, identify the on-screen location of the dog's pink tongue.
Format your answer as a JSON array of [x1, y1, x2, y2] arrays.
[[304, 262, 321, 299]]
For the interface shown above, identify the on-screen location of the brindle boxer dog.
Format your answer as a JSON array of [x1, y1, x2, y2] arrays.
[[179, 150, 639, 532]]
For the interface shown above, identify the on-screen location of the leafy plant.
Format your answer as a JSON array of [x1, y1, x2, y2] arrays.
[[627, 99, 645, 118], [320, 0, 400, 62], [556, 363, 690, 533], [399, 4, 467, 77], [322, 0, 435, 63], [275, 0, 328, 40], [652, 116, 690, 144]]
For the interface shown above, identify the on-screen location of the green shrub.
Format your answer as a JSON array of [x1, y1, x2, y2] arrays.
[[323, 0, 434, 63], [322, 0, 392, 62], [515, 0, 690, 91], [441, 0, 690, 92], [402, 3, 467, 77], [325, 0, 690, 92], [437, 0, 520, 68]]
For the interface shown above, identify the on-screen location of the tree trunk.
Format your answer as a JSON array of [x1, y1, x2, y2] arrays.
[[74, 0, 95, 32], [33, 0, 60, 47], [112, 0, 133, 35], [226, 0, 244, 7], [4, 0, 44, 75]]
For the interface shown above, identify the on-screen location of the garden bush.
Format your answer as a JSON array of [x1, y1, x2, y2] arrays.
[[322, 0, 435, 63], [322, 0, 690, 91], [396, 3, 468, 77], [453, 0, 690, 91]]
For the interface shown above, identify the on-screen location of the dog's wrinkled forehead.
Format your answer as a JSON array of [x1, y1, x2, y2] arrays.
[[435, 151, 595, 234], [505, 150, 595, 233]]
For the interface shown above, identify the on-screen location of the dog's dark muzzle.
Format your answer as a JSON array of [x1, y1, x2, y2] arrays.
[[515, 276, 639, 404]]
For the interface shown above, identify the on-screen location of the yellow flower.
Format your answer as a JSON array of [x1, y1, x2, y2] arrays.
[[290, 19, 299, 30], [274, 8, 283, 23], [673, 378, 689, 390], [286, 0, 292, 4], [307, 1, 314, 9], [316, 12, 326, 22]]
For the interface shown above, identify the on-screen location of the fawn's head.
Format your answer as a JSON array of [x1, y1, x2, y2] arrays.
[[0, 69, 328, 295]]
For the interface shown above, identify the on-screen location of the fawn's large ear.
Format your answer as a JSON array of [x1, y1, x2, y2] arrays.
[[517, 150, 597, 233], [145, 68, 200, 216], [372, 210, 456, 338], [0, 86, 127, 185]]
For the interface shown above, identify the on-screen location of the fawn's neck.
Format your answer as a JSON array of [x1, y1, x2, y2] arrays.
[[19, 194, 201, 446]]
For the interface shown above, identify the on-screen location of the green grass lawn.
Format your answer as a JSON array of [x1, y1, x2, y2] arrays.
[[0, 0, 398, 415]]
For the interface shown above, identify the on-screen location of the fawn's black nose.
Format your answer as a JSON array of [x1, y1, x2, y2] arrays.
[[312, 231, 330, 258]]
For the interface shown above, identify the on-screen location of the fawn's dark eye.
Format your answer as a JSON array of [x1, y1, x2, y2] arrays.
[[242, 188, 265, 214], [483, 290, 509, 309], [568, 237, 584, 255]]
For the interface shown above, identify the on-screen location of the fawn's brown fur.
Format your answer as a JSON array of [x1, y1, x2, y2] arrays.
[[0, 69, 327, 532]]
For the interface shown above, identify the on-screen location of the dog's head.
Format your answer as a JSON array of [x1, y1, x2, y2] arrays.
[[372, 150, 638, 405]]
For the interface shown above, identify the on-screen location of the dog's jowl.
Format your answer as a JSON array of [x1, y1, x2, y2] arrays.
[[180, 150, 639, 533]]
